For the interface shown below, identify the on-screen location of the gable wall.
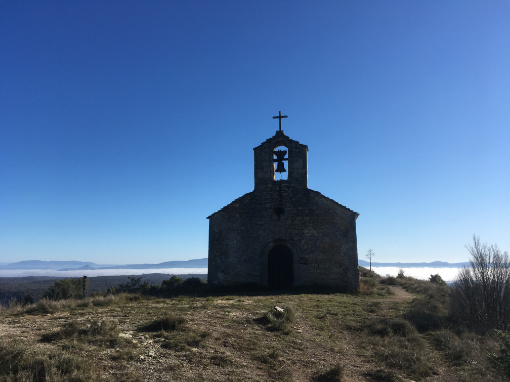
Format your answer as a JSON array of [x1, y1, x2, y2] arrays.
[[208, 185, 359, 291]]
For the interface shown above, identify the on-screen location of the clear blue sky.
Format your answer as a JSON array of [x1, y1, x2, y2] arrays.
[[1, 1, 509, 265]]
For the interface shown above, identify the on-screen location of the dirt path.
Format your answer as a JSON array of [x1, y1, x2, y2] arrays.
[[386, 285, 414, 301]]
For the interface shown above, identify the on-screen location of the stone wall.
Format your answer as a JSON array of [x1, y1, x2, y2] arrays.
[[208, 184, 359, 291]]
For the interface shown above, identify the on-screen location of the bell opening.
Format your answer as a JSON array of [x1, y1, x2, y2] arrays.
[[273, 145, 288, 181]]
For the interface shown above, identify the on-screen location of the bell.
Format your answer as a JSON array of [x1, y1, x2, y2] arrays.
[[275, 161, 286, 173]]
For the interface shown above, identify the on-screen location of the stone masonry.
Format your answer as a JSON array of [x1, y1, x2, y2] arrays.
[[208, 128, 359, 291]]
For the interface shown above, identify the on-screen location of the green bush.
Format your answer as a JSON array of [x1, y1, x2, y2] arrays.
[[162, 275, 184, 289], [117, 276, 150, 294], [380, 276, 398, 286], [182, 277, 206, 291], [42, 277, 88, 301], [429, 274, 447, 286]]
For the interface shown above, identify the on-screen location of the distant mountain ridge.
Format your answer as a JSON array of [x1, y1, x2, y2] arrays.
[[0, 258, 468, 271], [359, 260, 469, 268], [0, 258, 209, 271], [0, 260, 99, 270]]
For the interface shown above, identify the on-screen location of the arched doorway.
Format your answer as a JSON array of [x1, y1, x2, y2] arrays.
[[268, 245, 293, 289]]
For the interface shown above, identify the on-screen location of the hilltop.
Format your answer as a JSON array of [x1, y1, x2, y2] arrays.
[[0, 271, 508, 381]]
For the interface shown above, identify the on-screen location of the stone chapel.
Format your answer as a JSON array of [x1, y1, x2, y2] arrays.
[[207, 112, 359, 291]]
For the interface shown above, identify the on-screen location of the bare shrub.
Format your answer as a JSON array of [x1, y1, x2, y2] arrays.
[[451, 236, 510, 331]]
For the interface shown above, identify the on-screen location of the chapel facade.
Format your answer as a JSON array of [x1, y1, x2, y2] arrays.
[[207, 113, 359, 291]]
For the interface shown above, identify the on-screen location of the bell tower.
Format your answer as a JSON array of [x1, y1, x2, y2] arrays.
[[208, 110, 359, 291], [253, 112, 308, 191]]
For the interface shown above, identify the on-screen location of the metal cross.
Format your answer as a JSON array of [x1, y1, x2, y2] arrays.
[[272, 111, 288, 131]]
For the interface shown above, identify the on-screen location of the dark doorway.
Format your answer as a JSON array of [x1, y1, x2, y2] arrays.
[[268, 245, 293, 289]]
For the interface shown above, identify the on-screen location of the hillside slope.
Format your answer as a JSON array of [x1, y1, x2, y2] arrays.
[[0, 275, 508, 381]]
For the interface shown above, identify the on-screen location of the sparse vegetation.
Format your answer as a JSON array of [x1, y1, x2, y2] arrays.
[[2, 261, 510, 380], [313, 365, 344, 382], [42, 276, 88, 300], [450, 235, 510, 331], [0, 337, 95, 381], [260, 305, 295, 333], [138, 315, 186, 332], [429, 273, 447, 285]]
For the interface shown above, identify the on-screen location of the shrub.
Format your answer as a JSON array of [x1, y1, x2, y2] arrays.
[[358, 266, 379, 279], [380, 276, 398, 285], [182, 277, 206, 291], [41, 319, 119, 344], [0, 337, 93, 380], [162, 275, 184, 289], [488, 330, 510, 378], [88, 319, 120, 338], [42, 277, 88, 301], [313, 365, 344, 382], [450, 236, 510, 331], [261, 305, 295, 333], [25, 298, 68, 315], [366, 317, 418, 338], [372, 336, 433, 379], [91, 294, 116, 306], [359, 277, 378, 295], [405, 294, 449, 332], [210, 353, 233, 367], [257, 348, 280, 365], [160, 330, 209, 351], [138, 315, 186, 332], [429, 274, 447, 286], [117, 276, 151, 294]]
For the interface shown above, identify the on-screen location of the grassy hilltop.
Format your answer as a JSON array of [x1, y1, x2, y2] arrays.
[[1, 269, 509, 381]]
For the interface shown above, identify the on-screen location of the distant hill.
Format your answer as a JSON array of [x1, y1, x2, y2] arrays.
[[1, 258, 466, 271], [0, 260, 99, 270], [98, 258, 209, 270], [358, 260, 469, 268], [1, 258, 209, 271]]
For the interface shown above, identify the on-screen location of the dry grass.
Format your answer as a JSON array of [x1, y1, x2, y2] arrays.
[[1, 274, 510, 381]]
